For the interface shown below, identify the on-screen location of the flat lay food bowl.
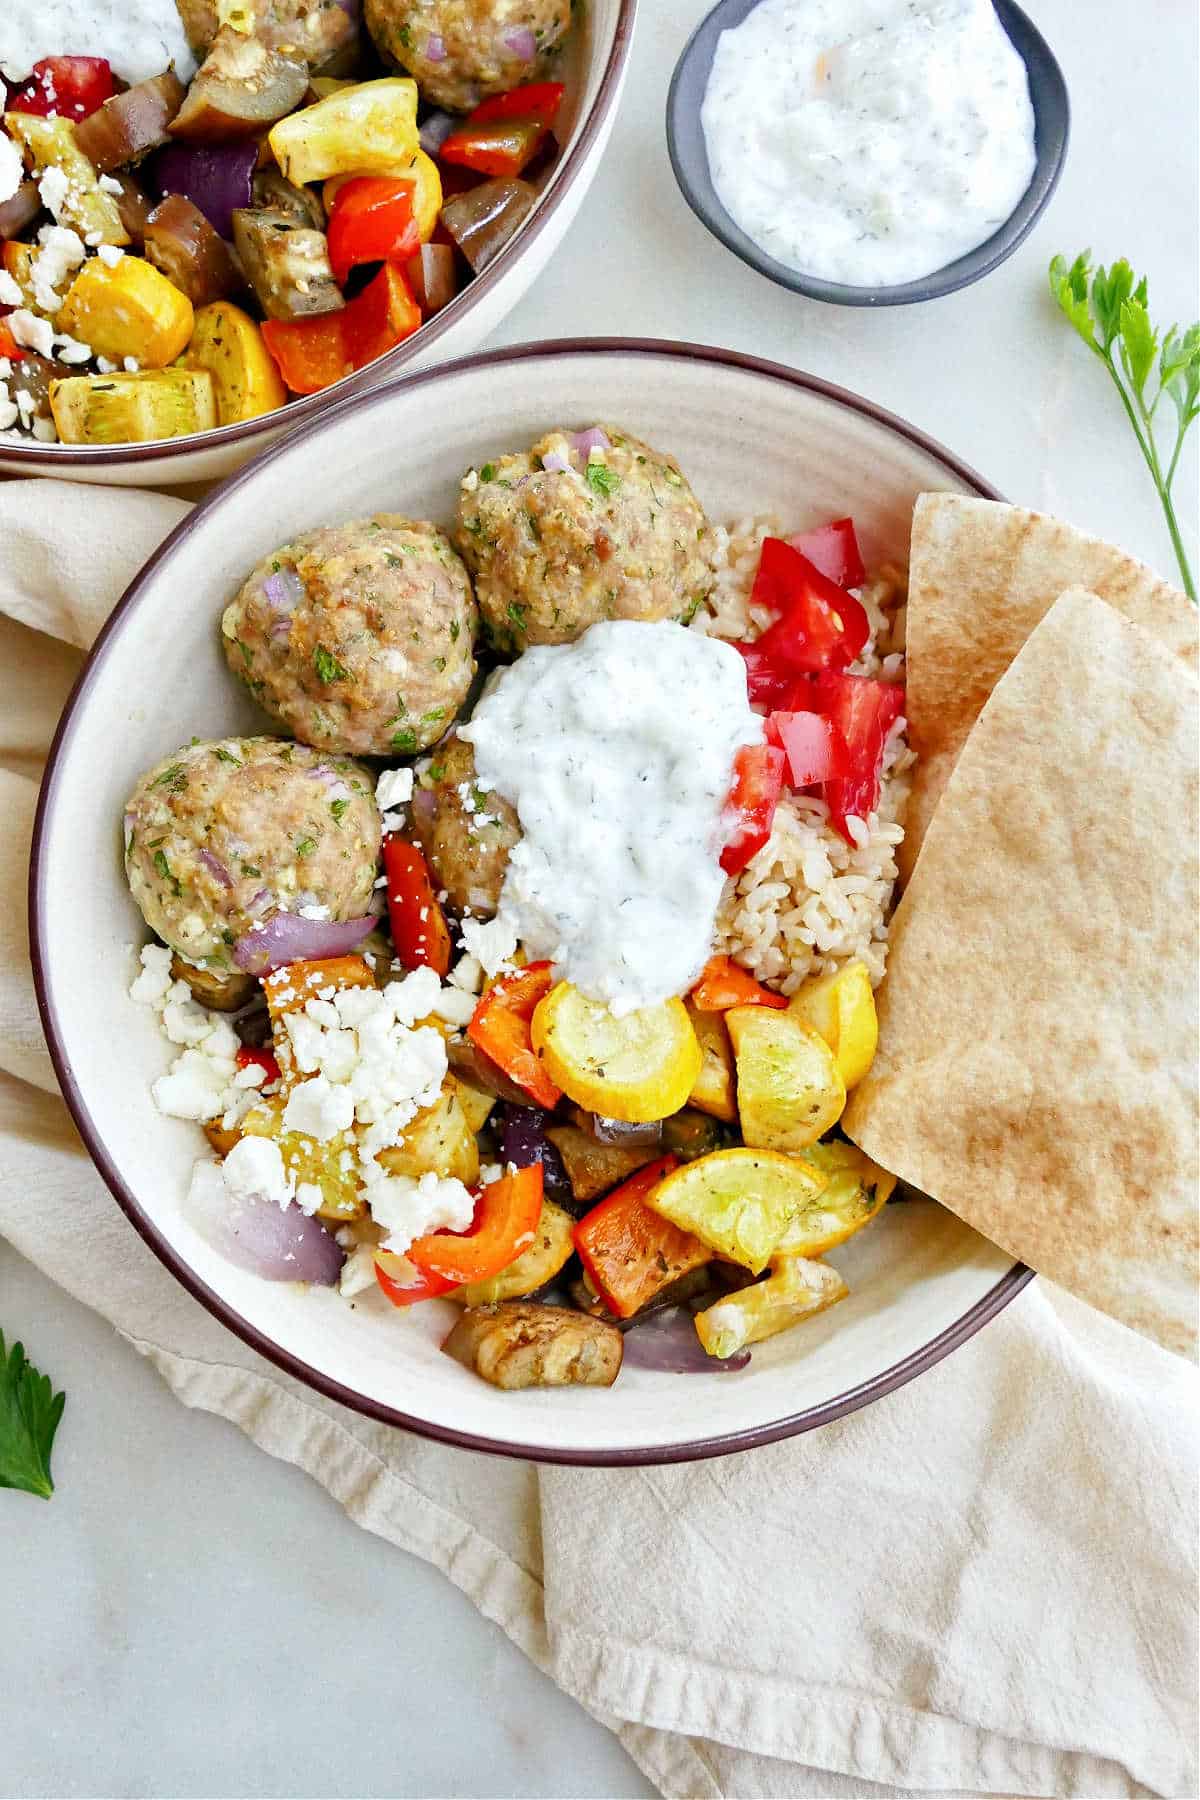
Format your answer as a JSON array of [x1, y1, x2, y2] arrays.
[[0, 1, 635, 489], [31, 340, 1030, 1464], [666, 0, 1069, 307]]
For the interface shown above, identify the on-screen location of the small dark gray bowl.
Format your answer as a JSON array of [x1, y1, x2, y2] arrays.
[[667, 0, 1069, 307]]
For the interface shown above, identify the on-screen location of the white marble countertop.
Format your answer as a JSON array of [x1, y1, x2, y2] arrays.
[[2, 1, 1195, 1795]]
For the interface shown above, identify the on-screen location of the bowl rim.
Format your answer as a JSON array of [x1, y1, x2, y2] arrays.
[[0, 0, 638, 471], [29, 336, 1034, 1465], [665, 0, 1070, 307]]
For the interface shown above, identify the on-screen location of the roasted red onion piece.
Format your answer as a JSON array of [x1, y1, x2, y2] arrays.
[[498, 1105, 573, 1208], [151, 140, 258, 239], [0, 181, 40, 242], [233, 911, 375, 974], [187, 1163, 343, 1284], [621, 1306, 751, 1374]]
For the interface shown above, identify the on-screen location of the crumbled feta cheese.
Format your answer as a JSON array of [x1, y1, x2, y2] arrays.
[[7, 310, 54, 359], [282, 1075, 356, 1141], [233, 1063, 267, 1090], [432, 986, 476, 1028], [338, 1243, 379, 1298], [478, 1162, 504, 1185], [459, 914, 519, 976], [152, 1048, 236, 1122], [0, 400, 19, 432], [368, 1170, 475, 1256], [295, 1181, 324, 1217], [129, 943, 173, 1004], [30, 416, 57, 442], [37, 166, 70, 222], [97, 173, 124, 195], [297, 903, 331, 920], [123, 356, 140, 373], [96, 243, 124, 268], [461, 468, 479, 492], [0, 272, 21, 308], [222, 1135, 294, 1210], [448, 953, 484, 995], [376, 767, 414, 811], [95, 355, 118, 374], [54, 335, 93, 365]]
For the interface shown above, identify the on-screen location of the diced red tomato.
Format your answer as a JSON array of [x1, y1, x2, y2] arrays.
[[690, 955, 787, 1012], [766, 709, 851, 787], [6, 56, 113, 121], [375, 1251, 460, 1307], [326, 177, 420, 287], [383, 835, 452, 977], [719, 742, 786, 876], [408, 1162, 544, 1284], [787, 517, 866, 589], [468, 961, 561, 1108], [235, 1045, 281, 1086], [810, 672, 905, 841], [747, 538, 871, 676]]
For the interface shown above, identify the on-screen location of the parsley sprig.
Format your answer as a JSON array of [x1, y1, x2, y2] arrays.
[[0, 1331, 65, 1500], [1049, 252, 1199, 602]]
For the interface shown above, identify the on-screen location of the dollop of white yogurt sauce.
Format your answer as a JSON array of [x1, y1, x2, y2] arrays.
[[0, 0, 197, 89], [460, 620, 762, 1016], [701, 0, 1037, 288]]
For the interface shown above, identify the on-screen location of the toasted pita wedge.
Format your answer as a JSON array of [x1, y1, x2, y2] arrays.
[[900, 496, 1198, 880], [846, 589, 1199, 1358]]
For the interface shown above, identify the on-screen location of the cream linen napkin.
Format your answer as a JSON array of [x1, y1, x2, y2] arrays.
[[2, 477, 1196, 1800]]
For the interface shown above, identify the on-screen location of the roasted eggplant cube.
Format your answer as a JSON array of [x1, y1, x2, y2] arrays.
[[442, 1303, 623, 1389], [169, 27, 309, 143], [232, 208, 343, 320]]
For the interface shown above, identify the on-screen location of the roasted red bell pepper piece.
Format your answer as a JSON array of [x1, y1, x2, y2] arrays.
[[235, 1044, 281, 1085], [262, 262, 422, 394], [261, 310, 351, 394], [375, 1251, 460, 1307], [383, 835, 451, 977], [719, 742, 786, 876], [470, 83, 566, 127], [788, 517, 866, 589], [326, 176, 420, 287], [765, 708, 852, 787], [690, 954, 787, 1012], [748, 538, 871, 675], [408, 1162, 544, 1284], [0, 322, 25, 361], [341, 261, 422, 366], [810, 671, 905, 841], [573, 1156, 713, 1319], [439, 81, 564, 178], [468, 961, 561, 1108], [6, 56, 114, 121]]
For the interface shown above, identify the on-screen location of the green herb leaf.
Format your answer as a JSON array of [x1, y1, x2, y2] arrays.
[[391, 728, 418, 754], [329, 798, 349, 823], [1048, 250, 1198, 602], [295, 836, 317, 858], [585, 461, 621, 499], [152, 762, 186, 791], [314, 645, 350, 684], [480, 462, 496, 482], [213, 747, 241, 766], [0, 1332, 65, 1499]]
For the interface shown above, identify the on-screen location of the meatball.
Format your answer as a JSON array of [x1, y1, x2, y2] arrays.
[[222, 516, 478, 756], [410, 735, 520, 917], [454, 427, 716, 652], [177, 0, 360, 69], [364, 0, 570, 112], [124, 737, 381, 967]]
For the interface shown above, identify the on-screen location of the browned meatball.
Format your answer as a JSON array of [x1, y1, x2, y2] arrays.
[[364, 0, 570, 112], [410, 735, 519, 917], [222, 516, 478, 756], [454, 426, 716, 653], [177, 0, 359, 69]]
